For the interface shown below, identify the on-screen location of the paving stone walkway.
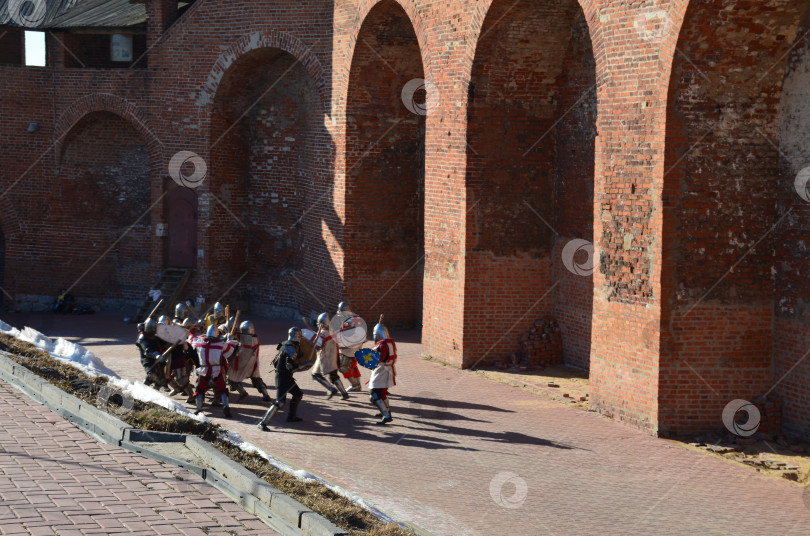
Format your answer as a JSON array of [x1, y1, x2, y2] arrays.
[[9, 312, 810, 535], [0, 379, 276, 536]]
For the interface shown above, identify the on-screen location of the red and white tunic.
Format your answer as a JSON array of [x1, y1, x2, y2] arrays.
[[369, 339, 397, 389], [228, 334, 260, 383], [189, 335, 237, 377], [312, 326, 339, 375]]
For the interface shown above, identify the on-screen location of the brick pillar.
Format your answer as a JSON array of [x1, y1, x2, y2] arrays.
[[145, 0, 177, 49]]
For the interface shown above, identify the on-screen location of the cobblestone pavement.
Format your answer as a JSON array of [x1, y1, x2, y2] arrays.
[[0, 379, 276, 536], [9, 312, 810, 535]]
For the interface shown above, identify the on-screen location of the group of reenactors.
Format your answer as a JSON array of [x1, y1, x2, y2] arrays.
[[135, 300, 398, 428]]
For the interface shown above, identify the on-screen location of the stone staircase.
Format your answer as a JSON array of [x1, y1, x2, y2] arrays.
[[132, 268, 193, 322]]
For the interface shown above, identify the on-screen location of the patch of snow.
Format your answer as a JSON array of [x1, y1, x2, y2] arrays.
[[220, 429, 397, 525]]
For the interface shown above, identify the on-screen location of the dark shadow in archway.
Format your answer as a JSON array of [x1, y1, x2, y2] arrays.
[[344, 0, 425, 329], [464, 0, 596, 370]]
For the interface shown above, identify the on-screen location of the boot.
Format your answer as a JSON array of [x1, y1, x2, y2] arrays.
[[384, 398, 393, 422], [257, 400, 282, 431], [373, 398, 392, 425], [257, 379, 272, 402], [222, 393, 231, 418], [233, 383, 249, 402], [286, 401, 303, 423], [167, 379, 183, 397], [193, 394, 203, 415], [346, 376, 362, 393], [333, 378, 350, 400], [313, 375, 338, 398], [184, 384, 194, 399]]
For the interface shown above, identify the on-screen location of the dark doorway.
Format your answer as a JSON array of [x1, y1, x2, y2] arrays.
[[167, 186, 197, 268]]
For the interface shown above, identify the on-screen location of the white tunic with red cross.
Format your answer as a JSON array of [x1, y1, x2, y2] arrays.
[[189, 335, 237, 378], [369, 339, 397, 389]]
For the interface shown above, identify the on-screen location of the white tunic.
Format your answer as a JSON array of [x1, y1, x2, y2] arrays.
[[368, 363, 394, 389], [312, 327, 339, 375], [368, 340, 397, 389]]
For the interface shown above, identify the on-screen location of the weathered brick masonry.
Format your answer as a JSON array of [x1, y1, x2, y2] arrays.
[[2, 0, 810, 438]]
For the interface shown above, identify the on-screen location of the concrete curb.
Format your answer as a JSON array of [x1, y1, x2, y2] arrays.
[[0, 352, 347, 536], [0, 352, 132, 444]]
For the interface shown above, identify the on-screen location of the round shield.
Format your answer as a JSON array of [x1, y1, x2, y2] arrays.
[[355, 348, 380, 370], [330, 311, 367, 348]]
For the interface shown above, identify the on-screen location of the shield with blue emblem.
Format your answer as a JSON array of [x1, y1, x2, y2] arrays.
[[355, 348, 380, 370]]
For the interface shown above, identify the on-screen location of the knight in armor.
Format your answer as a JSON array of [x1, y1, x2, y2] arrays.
[[335, 301, 365, 393], [311, 313, 350, 400], [188, 325, 239, 417], [173, 302, 189, 325], [228, 320, 272, 401], [205, 301, 226, 329], [257, 327, 309, 431], [369, 319, 397, 425], [136, 318, 167, 388]]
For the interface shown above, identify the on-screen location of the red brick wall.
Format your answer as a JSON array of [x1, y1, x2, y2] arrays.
[[15, 111, 151, 303], [344, 0, 425, 328], [659, 0, 807, 433]]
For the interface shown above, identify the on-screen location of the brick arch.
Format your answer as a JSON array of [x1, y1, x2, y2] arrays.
[[196, 29, 328, 114], [462, 0, 601, 369], [659, 0, 810, 435], [343, 0, 427, 328], [467, 0, 606, 101], [54, 94, 162, 173], [343, 0, 434, 85]]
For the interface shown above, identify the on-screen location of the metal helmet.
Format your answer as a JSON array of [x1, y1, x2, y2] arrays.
[[175, 303, 188, 319], [317, 312, 329, 327], [143, 318, 157, 335], [372, 321, 389, 342], [287, 327, 301, 342], [157, 314, 170, 325], [239, 320, 255, 335], [213, 302, 224, 316], [337, 301, 351, 313], [181, 317, 193, 329], [206, 324, 219, 339]]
